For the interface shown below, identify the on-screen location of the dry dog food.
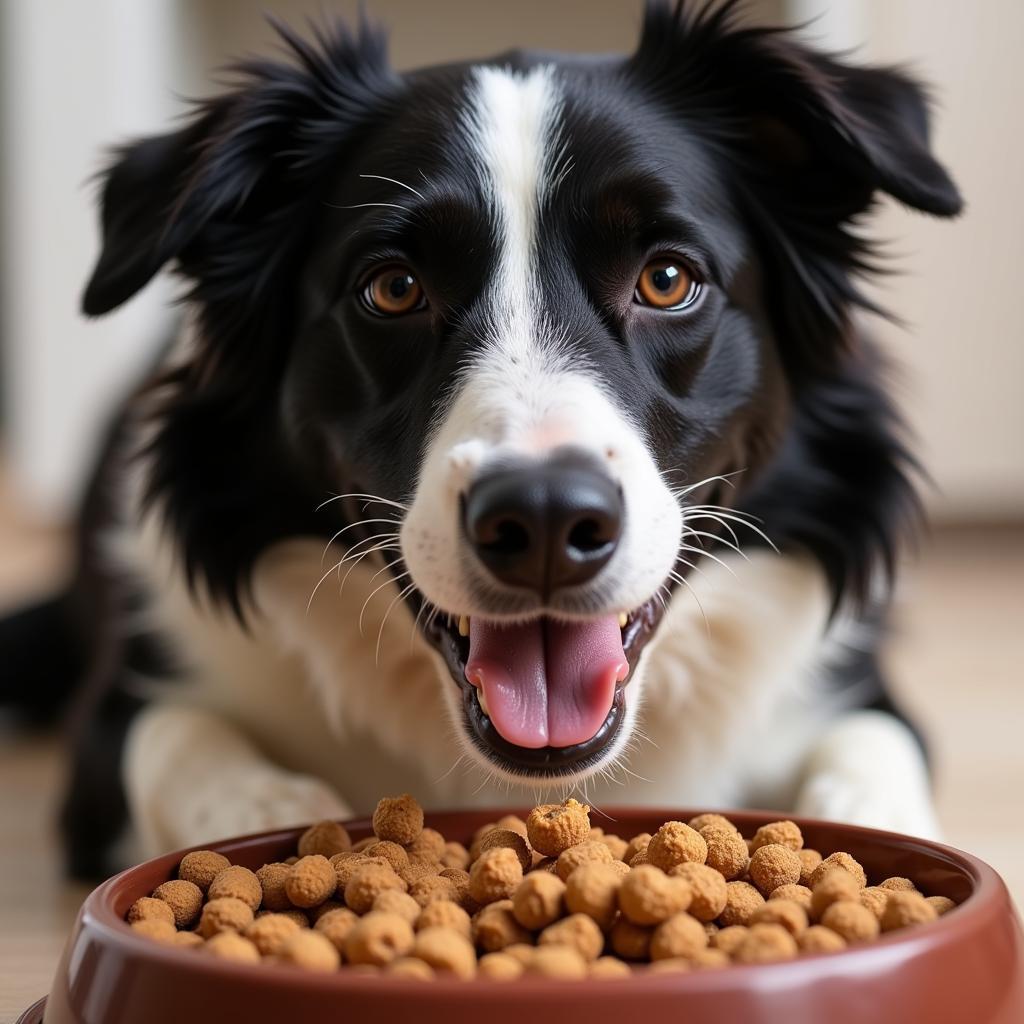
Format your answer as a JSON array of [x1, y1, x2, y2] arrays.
[[125, 796, 956, 979]]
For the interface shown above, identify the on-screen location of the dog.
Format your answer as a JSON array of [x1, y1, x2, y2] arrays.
[[0, 1, 961, 879]]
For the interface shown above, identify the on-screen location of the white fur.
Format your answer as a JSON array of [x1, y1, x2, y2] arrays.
[[401, 66, 682, 623]]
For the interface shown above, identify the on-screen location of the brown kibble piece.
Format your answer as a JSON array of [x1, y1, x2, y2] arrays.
[[169, 931, 205, 950], [345, 863, 406, 914], [388, 957, 436, 980], [308, 899, 344, 923], [539, 913, 604, 962], [285, 855, 336, 909], [298, 820, 352, 859], [798, 849, 823, 886], [411, 927, 477, 978], [618, 864, 692, 926], [407, 828, 446, 863], [750, 820, 803, 853], [373, 794, 424, 845], [879, 876, 916, 892], [927, 895, 956, 916], [668, 863, 727, 922], [314, 907, 360, 953], [718, 881, 765, 927], [198, 897, 254, 938], [623, 833, 652, 864], [650, 912, 707, 961], [748, 844, 802, 895], [821, 900, 880, 943], [599, 834, 630, 861], [526, 800, 591, 858], [351, 837, 376, 854], [245, 913, 302, 956], [733, 922, 799, 964], [512, 871, 566, 929], [205, 931, 261, 963], [859, 886, 889, 920], [689, 947, 731, 969], [880, 891, 938, 932], [441, 842, 470, 870], [178, 850, 231, 893], [373, 889, 421, 924], [749, 898, 808, 937], [647, 958, 692, 974], [809, 852, 867, 889], [477, 951, 524, 980], [255, 863, 293, 912], [687, 813, 738, 834], [277, 929, 341, 971], [473, 901, 532, 952], [610, 918, 653, 960], [408, 875, 456, 909], [525, 945, 588, 979], [647, 821, 708, 871], [799, 925, 847, 954], [416, 900, 471, 939], [278, 909, 311, 929], [590, 956, 633, 979], [365, 841, 410, 873], [565, 862, 623, 931], [700, 825, 749, 880], [478, 828, 532, 873], [711, 925, 749, 955], [810, 869, 860, 921], [769, 883, 812, 909], [469, 846, 523, 905], [130, 918, 178, 943], [127, 897, 175, 928], [556, 840, 613, 881], [345, 911, 415, 966], [152, 879, 204, 928], [208, 866, 262, 912]]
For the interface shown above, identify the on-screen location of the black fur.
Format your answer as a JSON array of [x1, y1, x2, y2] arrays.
[[0, 2, 960, 877]]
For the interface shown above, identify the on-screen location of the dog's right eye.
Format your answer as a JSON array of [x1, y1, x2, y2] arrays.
[[361, 265, 426, 316]]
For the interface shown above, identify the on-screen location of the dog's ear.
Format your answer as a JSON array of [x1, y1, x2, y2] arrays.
[[82, 17, 393, 318], [629, 2, 962, 366]]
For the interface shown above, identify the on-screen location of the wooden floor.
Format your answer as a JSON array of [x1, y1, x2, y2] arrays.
[[0, 468, 1022, 1021]]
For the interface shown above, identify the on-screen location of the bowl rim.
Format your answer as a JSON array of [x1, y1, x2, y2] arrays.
[[80, 807, 1012, 999]]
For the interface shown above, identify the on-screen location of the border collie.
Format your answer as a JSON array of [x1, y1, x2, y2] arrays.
[[0, 1, 961, 878]]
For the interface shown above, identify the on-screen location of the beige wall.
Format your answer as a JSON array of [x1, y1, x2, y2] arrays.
[[861, 2, 1024, 520]]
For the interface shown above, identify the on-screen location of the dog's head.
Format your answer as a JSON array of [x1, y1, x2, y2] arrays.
[[84, 3, 960, 784]]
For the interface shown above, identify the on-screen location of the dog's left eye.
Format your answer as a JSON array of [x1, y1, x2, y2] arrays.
[[635, 257, 701, 311], [362, 265, 426, 316]]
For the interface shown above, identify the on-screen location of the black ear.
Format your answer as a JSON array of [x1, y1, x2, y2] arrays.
[[629, 2, 962, 369], [81, 112, 225, 316], [81, 15, 394, 319]]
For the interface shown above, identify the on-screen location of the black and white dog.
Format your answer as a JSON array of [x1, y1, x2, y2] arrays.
[[0, 1, 962, 878]]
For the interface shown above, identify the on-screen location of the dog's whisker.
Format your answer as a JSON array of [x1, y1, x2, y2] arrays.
[[359, 572, 411, 637], [681, 526, 749, 560], [315, 492, 409, 513], [684, 508, 778, 552], [678, 544, 737, 578], [324, 200, 411, 213], [358, 173, 427, 202], [306, 560, 344, 614], [668, 569, 711, 636], [374, 580, 418, 665]]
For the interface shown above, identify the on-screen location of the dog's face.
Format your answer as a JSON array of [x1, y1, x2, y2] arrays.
[[82, 5, 960, 785]]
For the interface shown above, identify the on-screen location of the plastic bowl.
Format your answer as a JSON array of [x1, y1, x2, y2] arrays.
[[24, 808, 1024, 1024]]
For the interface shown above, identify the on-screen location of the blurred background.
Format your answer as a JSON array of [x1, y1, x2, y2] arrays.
[[0, 0, 1021, 1017]]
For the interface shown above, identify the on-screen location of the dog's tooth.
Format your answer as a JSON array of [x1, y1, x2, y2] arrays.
[[477, 688, 490, 716], [458, 615, 470, 637], [618, 612, 628, 628]]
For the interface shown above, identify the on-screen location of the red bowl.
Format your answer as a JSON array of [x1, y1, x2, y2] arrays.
[[24, 809, 1024, 1024]]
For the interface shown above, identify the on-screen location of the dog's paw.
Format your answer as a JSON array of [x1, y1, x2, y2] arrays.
[[177, 770, 352, 845], [795, 771, 940, 840]]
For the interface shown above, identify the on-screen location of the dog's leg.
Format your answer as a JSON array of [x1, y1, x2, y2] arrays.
[[794, 708, 940, 839], [124, 703, 351, 856]]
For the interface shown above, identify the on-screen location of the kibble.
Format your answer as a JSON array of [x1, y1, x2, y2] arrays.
[[125, 797, 956, 979]]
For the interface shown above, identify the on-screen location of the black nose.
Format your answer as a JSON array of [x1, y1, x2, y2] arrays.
[[463, 449, 623, 597]]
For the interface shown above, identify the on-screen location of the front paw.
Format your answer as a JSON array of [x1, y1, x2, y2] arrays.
[[178, 771, 351, 845], [795, 771, 940, 840]]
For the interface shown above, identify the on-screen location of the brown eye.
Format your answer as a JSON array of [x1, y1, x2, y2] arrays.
[[635, 258, 700, 310], [363, 265, 425, 315]]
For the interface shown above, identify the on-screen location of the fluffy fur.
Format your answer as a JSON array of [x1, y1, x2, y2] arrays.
[[0, 1, 960, 878]]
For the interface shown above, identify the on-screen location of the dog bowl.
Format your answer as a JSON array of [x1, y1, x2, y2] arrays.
[[26, 809, 1024, 1024]]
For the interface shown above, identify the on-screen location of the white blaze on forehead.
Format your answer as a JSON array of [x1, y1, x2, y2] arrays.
[[464, 65, 562, 354]]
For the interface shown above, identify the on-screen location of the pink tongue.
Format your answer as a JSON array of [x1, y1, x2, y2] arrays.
[[465, 617, 628, 749]]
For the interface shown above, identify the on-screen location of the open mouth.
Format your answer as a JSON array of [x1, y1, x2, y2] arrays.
[[422, 589, 673, 777]]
